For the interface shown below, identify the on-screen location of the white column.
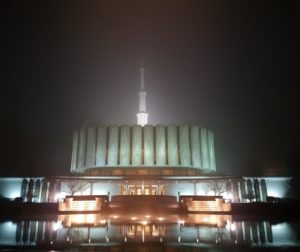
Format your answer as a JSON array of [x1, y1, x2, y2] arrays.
[[70, 131, 79, 172], [132, 125, 142, 165], [77, 129, 87, 170], [156, 125, 166, 165], [191, 126, 201, 168], [120, 126, 130, 166], [179, 125, 191, 167], [208, 130, 216, 171], [144, 125, 154, 165], [96, 126, 107, 166], [167, 125, 178, 166], [86, 127, 96, 168], [108, 126, 118, 166], [201, 128, 209, 169]]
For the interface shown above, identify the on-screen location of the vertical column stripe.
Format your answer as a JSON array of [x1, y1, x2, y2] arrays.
[[156, 125, 166, 165], [120, 125, 130, 166], [96, 126, 107, 167], [201, 127, 209, 169], [86, 127, 96, 168], [191, 126, 201, 168], [132, 125, 142, 165], [144, 125, 154, 165], [107, 126, 118, 166], [70, 131, 78, 172], [167, 125, 178, 166], [179, 125, 191, 167]]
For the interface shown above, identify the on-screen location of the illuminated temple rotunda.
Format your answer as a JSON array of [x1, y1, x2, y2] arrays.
[[0, 65, 290, 203]]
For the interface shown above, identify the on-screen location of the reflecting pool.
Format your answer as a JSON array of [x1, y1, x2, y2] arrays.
[[0, 213, 299, 251]]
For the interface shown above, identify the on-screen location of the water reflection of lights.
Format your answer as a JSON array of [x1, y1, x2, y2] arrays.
[[209, 215, 217, 223], [52, 221, 62, 231], [57, 213, 231, 229], [86, 214, 95, 223], [187, 214, 231, 227], [74, 214, 85, 223], [99, 219, 107, 224], [11, 213, 294, 247], [142, 228, 145, 243], [72, 214, 97, 225], [230, 223, 236, 231], [225, 221, 236, 231]]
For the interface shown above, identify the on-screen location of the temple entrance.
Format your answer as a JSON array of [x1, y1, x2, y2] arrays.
[[121, 183, 165, 195]]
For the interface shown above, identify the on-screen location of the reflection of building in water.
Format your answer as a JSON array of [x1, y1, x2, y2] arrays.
[[123, 224, 166, 241], [1, 215, 296, 248], [0, 64, 293, 249]]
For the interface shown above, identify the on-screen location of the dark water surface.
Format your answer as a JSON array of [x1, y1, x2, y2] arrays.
[[0, 213, 299, 251]]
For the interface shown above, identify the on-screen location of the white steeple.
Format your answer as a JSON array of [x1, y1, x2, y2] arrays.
[[137, 61, 148, 126]]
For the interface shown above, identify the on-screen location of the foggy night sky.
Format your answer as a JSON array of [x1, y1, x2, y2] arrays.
[[1, 1, 299, 176]]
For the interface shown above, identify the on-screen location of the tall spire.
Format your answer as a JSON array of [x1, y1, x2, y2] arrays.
[[140, 60, 145, 90], [137, 61, 148, 126]]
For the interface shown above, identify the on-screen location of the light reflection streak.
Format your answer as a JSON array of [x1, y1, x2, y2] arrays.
[[58, 213, 231, 228], [3, 214, 291, 248]]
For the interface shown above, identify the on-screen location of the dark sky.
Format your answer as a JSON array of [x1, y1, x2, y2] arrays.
[[1, 0, 299, 176]]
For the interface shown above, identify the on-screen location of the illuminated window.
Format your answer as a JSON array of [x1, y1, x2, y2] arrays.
[[136, 187, 142, 195], [152, 225, 159, 237]]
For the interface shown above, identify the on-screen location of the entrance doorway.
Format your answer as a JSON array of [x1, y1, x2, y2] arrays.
[[121, 184, 164, 195]]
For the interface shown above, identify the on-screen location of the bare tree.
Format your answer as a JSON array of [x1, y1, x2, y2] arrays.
[[63, 180, 89, 196], [205, 182, 226, 196]]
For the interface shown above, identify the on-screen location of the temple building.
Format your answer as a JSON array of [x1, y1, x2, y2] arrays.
[[0, 65, 295, 249], [0, 66, 291, 203]]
